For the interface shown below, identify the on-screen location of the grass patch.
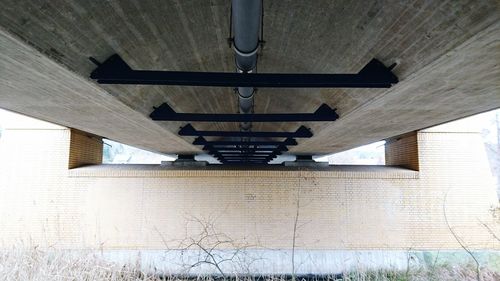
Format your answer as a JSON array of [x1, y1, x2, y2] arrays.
[[0, 247, 499, 281]]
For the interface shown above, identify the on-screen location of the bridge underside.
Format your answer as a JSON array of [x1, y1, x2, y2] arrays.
[[0, 0, 499, 159]]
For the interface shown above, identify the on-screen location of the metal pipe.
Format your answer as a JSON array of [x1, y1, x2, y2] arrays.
[[232, 0, 262, 131]]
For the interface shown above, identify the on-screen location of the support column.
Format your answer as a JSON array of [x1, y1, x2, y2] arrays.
[[68, 129, 102, 169], [385, 132, 419, 170]]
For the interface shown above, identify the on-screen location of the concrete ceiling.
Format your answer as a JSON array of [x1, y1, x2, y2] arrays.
[[0, 0, 499, 156]]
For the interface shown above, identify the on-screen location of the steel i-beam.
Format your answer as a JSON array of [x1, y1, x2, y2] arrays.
[[193, 136, 297, 146], [203, 144, 288, 152], [90, 54, 398, 88], [179, 124, 313, 138], [150, 103, 338, 122]]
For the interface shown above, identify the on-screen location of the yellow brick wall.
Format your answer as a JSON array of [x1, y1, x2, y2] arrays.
[[0, 127, 499, 250], [385, 132, 419, 170], [68, 129, 102, 169], [0, 128, 84, 246]]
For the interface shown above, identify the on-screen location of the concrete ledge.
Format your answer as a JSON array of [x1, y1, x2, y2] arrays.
[[68, 164, 419, 179], [27, 249, 499, 275]]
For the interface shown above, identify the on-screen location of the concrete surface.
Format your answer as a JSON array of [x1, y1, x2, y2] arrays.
[[93, 249, 500, 275], [0, 0, 499, 155]]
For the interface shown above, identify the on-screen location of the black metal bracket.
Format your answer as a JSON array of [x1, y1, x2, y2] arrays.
[[179, 124, 313, 138], [217, 149, 275, 155], [212, 149, 276, 154], [221, 160, 268, 166], [193, 136, 297, 146], [219, 158, 271, 163], [214, 150, 275, 155], [90, 54, 398, 88], [150, 103, 338, 122], [217, 155, 276, 160], [204, 144, 288, 152]]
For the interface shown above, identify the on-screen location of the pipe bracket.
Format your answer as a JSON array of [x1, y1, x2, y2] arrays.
[[233, 44, 259, 58]]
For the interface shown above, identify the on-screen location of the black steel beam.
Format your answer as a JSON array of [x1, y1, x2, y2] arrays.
[[210, 149, 278, 153], [215, 155, 276, 160], [217, 157, 273, 161], [213, 153, 277, 159], [213, 155, 276, 160], [211, 152, 275, 156], [215, 154, 277, 159], [179, 124, 313, 138], [219, 160, 271, 164], [90, 55, 398, 88], [150, 103, 338, 122], [219, 159, 271, 162], [212, 150, 276, 155], [203, 144, 288, 152], [193, 136, 297, 146], [221, 160, 269, 164], [206, 145, 284, 149], [221, 161, 269, 166]]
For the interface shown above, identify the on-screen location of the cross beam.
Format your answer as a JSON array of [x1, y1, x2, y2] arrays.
[[150, 103, 338, 122], [193, 136, 297, 146], [90, 54, 398, 88], [179, 124, 313, 138]]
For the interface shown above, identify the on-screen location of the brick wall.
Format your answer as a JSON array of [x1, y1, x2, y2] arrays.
[[68, 129, 102, 169], [0, 126, 499, 250], [385, 132, 419, 170], [0, 127, 78, 246]]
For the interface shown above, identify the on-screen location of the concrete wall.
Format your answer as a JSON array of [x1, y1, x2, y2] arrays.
[[1, 117, 499, 272]]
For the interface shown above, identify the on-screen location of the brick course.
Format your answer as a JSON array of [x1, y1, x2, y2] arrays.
[[385, 132, 419, 170], [68, 129, 102, 169], [0, 126, 499, 250]]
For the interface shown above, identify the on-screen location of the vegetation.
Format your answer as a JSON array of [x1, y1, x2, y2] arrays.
[[0, 247, 499, 281]]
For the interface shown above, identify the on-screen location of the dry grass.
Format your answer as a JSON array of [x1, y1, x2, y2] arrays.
[[0, 247, 499, 281], [341, 265, 499, 281], [0, 247, 153, 281]]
